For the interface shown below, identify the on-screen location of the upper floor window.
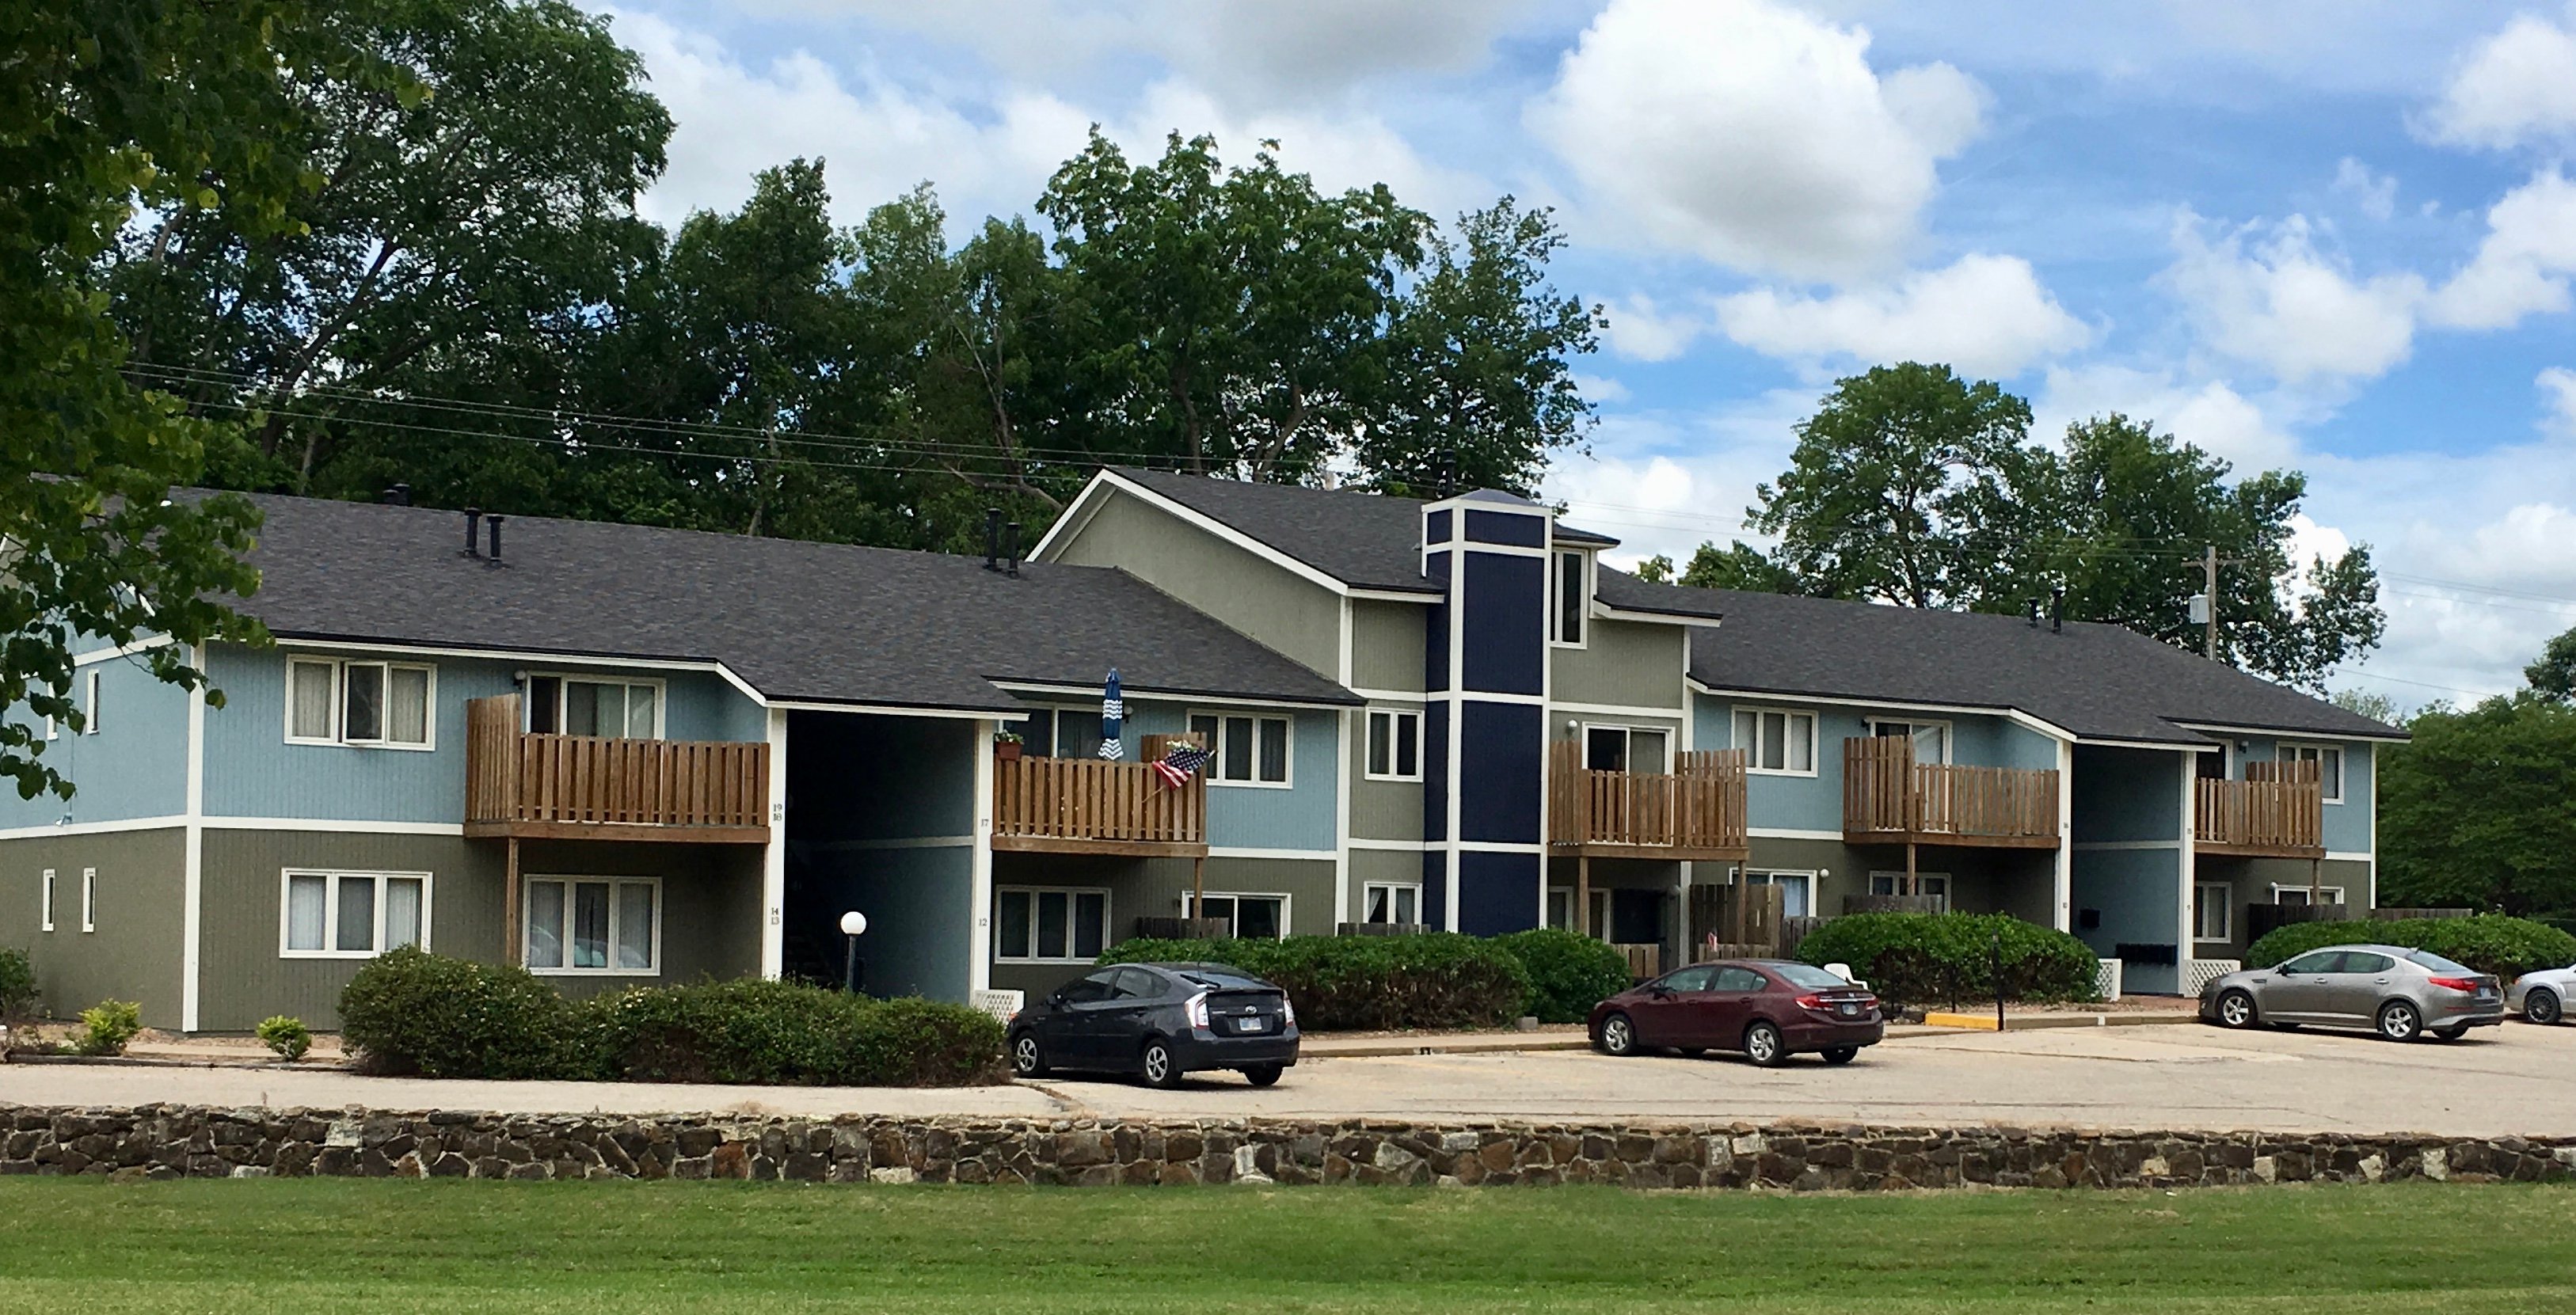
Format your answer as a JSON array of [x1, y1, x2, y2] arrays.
[[1732, 708, 1816, 775], [527, 675, 660, 739], [1019, 707, 1105, 760], [81, 669, 101, 735], [1189, 712, 1291, 787], [1583, 724, 1669, 773], [1552, 551, 1588, 647], [1867, 719, 1950, 765], [287, 656, 432, 748], [2277, 743, 2344, 804], [1365, 709, 1421, 781]]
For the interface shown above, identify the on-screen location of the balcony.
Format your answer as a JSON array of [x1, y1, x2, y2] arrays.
[[991, 734, 1208, 858], [1842, 736, 2060, 849], [1548, 743, 1749, 862], [2194, 761, 2324, 859], [464, 695, 770, 844]]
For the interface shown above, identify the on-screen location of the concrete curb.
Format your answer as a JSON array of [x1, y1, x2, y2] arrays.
[[1920, 1011, 2203, 1032], [1303, 1037, 1594, 1058]]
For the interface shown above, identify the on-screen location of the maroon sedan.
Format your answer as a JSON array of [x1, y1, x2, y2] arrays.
[[1588, 960, 1883, 1066]]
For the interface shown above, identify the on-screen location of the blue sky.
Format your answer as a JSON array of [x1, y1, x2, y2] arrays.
[[588, 1, 2576, 705]]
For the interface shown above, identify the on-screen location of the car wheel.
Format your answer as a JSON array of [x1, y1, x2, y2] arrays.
[[2376, 999, 2422, 1043], [1596, 1011, 1640, 1057], [2432, 1024, 2469, 1041], [1743, 1020, 1787, 1068], [2214, 989, 2258, 1029], [1010, 1031, 1050, 1078], [1140, 1038, 1185, 1089], [1241, 1064, 1284, 1088], [2527, 988, 2563, 1025], [1821, 1045, 1859, 1065]]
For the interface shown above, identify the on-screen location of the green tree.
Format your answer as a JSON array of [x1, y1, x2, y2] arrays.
[[2378, 695, 2576, 915], [2528, 625, 2576, 702], [2331, 688, 2402, 726]]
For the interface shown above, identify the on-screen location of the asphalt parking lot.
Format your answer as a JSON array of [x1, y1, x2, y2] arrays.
[[10, 1020, 2576, 1138]]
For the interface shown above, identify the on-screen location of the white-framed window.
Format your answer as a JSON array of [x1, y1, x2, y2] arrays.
[[523, 876, 657, 973], [2277, 743, 2345, 804], [1018, 707, 1105, 760], [994, 887, 1111, 963], [82, 669, 101, 735], [1868, 872, 1950, 911], [1183, 891, 1288, 940], [1731, 708, 1817, 775], [1365, 709, 1422, 781], [1363, 881, 1421, 925], [80, 867, 95, 933], [2271, 884, 2346, 907], [2194, 881, 2232, 943], [1866, 718, 1951, 765], [1546, 887, 1613, 941], [285, 656, 433, 748], [1743, 869, 1816, 918], [40, 868, 55, 933], [525, 675, 663, 739], [281, 869, 429, 958], [1188, 712, 1292, 787], [2195, 743, 2231, 780], [1582, 724, 1670, 773], [1552, 550, 1589, 647]]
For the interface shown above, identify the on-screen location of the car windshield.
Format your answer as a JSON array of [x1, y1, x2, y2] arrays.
[[2405, 950, 2475, 975], [1767, 963, 1852, 989]]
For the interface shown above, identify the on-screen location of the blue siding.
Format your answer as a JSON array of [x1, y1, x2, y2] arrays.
[[1461, 553, 1543, 696], [1464, 509, 1546, 547], [2072, 846, 2185, 993], [2225, 733, 2376, 855], [1123, 701, 1339, 852], [1458, 701, 1542, 845], [203, 644, 767, 823], [2072, 745, 2186, 842], [1458, 850, 1539, 935], [1695, 693, 2074, 835], [0, 652, 192, 828]]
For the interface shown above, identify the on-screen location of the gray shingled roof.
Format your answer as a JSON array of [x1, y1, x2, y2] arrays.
[[1684, 588, 2401, 744], [219, 492, 1359, 713]]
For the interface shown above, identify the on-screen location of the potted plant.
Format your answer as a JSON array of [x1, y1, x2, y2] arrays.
[[995, 730, 1024, 762]]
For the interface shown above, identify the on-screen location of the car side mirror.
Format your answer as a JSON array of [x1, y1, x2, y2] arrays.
[[1648, 985, 1674, 999], [1047, 990, 1068, 1006]]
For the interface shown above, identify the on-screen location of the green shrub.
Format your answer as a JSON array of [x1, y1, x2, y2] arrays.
[[255, 1015, 314, 1062], [337, 947, 595, 1079], [1100, 933, 1529, 1031], [847, 996, 1008, 1087], [1794, 914, 2101, 1011], [74, 1000, 143, 1056], [0, 947, 35, 1020], [1492, 929, 1631, 1023], [2243, 915, 2576, 981]]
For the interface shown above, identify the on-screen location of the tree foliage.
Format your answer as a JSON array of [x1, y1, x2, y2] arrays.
[[2528, 625, 2576, 703], [2377, 694, 2576, 916]]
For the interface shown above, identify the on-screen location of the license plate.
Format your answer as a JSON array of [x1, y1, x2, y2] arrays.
[[1235, 1017, 1266, 1033], [1838, 1003, 1859, 1017]]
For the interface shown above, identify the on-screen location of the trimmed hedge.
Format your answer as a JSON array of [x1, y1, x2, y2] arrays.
[[1100, 933, 1528, 1031], [2242, 915, 2576, 981], [1794, 913, 2102, 1010], [338, 948, 1004, 1085], [1492, 928, 1631, 1024]]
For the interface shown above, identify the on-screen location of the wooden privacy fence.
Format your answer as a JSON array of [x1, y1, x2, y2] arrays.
[[1842, 736, 2059, 845], [1688, 881, 1785, 958], [464, 694, 768, 837], [1548, 743, 1748, 856], [2193, 761, 2324, 856], [991, 732, 1206, 853]]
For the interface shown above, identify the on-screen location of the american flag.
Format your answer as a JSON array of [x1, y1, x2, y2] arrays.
[[1151, 740, 1212, 789]]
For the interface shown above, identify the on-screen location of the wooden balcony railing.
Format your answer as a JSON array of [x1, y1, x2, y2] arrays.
[[1548, 742, 1748, 861], [991, 734, 1207, 857], [464, 695, 769, 844], [1842, 735, 2060, 849], [2194, 761, 2324, 858]]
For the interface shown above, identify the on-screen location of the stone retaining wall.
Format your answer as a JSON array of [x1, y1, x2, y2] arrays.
[[6, 1105, 2573, 1190]]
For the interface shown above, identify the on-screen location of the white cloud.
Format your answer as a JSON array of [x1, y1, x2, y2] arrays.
[[1713, 253, 2090, 377], [1527, 0, 1986, 280], [2424, 169, 2576, 330], [2332, 157, 2396, 221], [2545, 366, 2576, 432], [2158, 212, 2426, 383], [2416, 5, 2576, 150], [1569, 372, 1631, 405], [1600, 294, 1713, 363], [1110, 82, 1490, 222], [2034, 364, 2301, 471]]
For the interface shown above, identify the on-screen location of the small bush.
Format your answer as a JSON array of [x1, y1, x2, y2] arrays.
[[847, 996, 1008, 1086], [74, 1000, 143, 1056], [256, 1015, 314, 1062], [2243, 914, 2576, 981], [1492, 929, 1631, 1023], [0, 947, 35, 1020], [337, 947, 595, 1079], [1100, 933, 1529, 1031], [1794, 913, 2101, 1011]]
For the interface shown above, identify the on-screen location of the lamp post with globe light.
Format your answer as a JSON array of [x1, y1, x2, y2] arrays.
[[839, 910, 868, 995]]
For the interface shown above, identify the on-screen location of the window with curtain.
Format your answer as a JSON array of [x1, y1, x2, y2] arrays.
[[1732, 709, 1816, 773], [280, 871, 428, 956], [1583, 725, 1669, 773], [1868, 719, 1950, 764], [286, 658, 432, 747], [1189, 713, 1291, 785], [526, 677, 660, 739], [1184, 892, 1288, 940], [1363, 883, 1420, 925], [523, 877, 658, 972]]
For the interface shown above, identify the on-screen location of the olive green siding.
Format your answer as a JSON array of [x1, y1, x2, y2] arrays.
[[1735, 836, 2057, 925], [986, 853, 1336, 998], [1550, 618, 1686, 710], [1549, 711, 1684, 758], [1348, 847, 1424, 898], [1350, 599, 1426, 693], [2189, 856, 2372, 961], [1349, 775, 1425, 842], [0, 829, 186, 1029], [1050, 493, 1342, 678]]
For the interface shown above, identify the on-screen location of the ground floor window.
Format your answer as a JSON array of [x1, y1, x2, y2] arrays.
[[1868, 872, 1950, 912], [2271, 884, 2345, 907], [2194, 881, 2232, 942], [524, 876, 656, 973], [995, 887, 1109, 963], [284, 869, 428, 957], [1546, 887, 1613, 940], [1182, 891, 1287, 940], [1742, 869, 1815, 918], [1363, 881, 1419, 925]]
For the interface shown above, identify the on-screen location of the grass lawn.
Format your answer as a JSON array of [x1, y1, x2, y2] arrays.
[[1, 1178, 2570, 1313]]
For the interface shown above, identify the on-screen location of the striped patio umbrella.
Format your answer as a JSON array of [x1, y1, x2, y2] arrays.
[[1098, 667, 1124, 760]]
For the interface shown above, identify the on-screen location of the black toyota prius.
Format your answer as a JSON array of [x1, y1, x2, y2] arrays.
[[1007, 962, 1299, 1088]]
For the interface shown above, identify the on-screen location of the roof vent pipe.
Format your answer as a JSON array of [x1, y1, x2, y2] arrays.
[[2050, 587, 2064, 633], [983, 507, 1002, 572], [1005, 521, 1022, 578], [462, 507, 482, 557], [2026, 599, 2039, 628], [382, 484, 411, 506], [485, 515, 504, 564]]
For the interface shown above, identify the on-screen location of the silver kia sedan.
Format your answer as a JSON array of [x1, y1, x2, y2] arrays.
[[2200, 944, 2505, 1041], [2506, 963, 2576, 1023]]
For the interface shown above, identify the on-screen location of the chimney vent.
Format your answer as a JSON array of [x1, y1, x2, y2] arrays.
[[2050, 587, 2064, 633], [382, 484, 412, 506], [485, 515, 505, 564], [1005, 522, 1022, 578], [462, 508, 482, 557], [2026, 599, 2040, 628], [983, 507, 1002, 572]]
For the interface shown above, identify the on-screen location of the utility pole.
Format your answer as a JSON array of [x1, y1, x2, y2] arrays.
[[2202, 545, 2220, 660]]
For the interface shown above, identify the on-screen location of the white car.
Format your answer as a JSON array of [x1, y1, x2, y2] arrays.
[[2507, 963, 2576, 1024]]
